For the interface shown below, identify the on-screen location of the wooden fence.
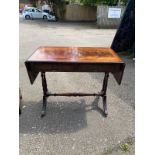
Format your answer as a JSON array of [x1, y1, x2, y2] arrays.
[[97, 5, 126, 28], [63, 4, 97, 21]]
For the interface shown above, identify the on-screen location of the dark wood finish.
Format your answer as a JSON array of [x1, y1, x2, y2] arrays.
[[19, 88, 22, 115], [41, 72, 48, 117], [101, 72, 109, 117], [40, 71, 109, 117], [28, 47, 122, 62], [25, 46, 125, 117], [46, 92, 104, 97], [25, 47, 125, 85]]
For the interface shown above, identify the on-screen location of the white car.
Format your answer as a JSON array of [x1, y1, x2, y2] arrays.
[[22, 7, 56, 21]]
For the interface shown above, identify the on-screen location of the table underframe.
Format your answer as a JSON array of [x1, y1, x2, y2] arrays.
[[41, 72, 109, 118]]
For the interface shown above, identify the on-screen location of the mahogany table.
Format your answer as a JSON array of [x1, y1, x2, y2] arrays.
[[25, 46, 125, 117]]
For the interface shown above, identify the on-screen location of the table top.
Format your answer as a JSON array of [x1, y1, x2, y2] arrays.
[[25, 46, 125, 85], [28, 46, 123, 63]]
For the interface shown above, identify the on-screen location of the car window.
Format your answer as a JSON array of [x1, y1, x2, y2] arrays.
[[24, 9, 30, 12], [36, 9, 41, 12]]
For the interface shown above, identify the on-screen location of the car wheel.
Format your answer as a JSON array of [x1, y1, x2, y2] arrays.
[[43, 15, 47, 20], [25, 15, 31, 20]]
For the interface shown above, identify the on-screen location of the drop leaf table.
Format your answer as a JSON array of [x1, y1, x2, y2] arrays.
[[25, 46, 125, 117]]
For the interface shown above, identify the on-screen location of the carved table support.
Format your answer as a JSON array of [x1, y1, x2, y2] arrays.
[[41, 72, 48, 117], [25, 47, 125, 118], [19, 88, 22, 115], [40, 71, 110, 118], [101, 72, 109, 117]]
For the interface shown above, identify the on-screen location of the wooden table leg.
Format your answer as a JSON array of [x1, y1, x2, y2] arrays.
[[40, 72, 109, 117], [101, 72, 109, 117], [41, 72, 48, 117], [19, 88, 22, 115]]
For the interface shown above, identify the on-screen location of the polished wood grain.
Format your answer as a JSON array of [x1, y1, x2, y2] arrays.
[[28, 46, 122, 63], [25, 46, 125, 117], [25, 46, 125, 85]]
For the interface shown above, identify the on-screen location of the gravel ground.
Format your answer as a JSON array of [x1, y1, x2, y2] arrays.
[[19, 16, 135, 155]]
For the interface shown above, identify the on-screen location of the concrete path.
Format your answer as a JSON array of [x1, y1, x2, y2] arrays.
[[19, 16, 134, 155]]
